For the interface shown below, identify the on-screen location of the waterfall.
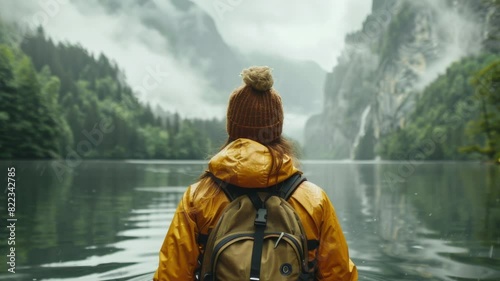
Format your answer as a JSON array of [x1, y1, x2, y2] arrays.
[[351, 105, 372, 159]]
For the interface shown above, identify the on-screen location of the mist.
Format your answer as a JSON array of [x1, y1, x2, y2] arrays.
[[0, 0, 372, 143], [413, 0, 483, 89], [1, 2, 498, 280], [194, 0, 372, 71], [0, 0, 226, 118]]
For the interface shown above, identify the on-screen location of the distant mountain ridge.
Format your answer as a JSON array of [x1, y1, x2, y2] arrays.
[[82, 0, 327, 116]]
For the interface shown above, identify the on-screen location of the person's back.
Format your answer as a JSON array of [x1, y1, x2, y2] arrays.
[[153, 66, 358, 281]]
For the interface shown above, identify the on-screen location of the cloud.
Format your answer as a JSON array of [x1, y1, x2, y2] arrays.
[[0, 0, 373, 142], [0, 0, 226, 119], [192, 0, 372, 71]]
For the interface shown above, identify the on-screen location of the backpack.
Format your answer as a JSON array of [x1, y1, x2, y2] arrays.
[[195, 173, 318, 281]]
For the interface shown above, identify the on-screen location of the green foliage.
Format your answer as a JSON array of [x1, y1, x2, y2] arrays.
[[0, 23, 226, 159], [190, 117, 227, 156], [460, 60, 500, 161], [0, 44, 71, 158], [378, 54, 500, 160]]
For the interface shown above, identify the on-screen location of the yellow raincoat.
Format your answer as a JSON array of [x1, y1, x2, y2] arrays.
[[153, 138, 358, 281]]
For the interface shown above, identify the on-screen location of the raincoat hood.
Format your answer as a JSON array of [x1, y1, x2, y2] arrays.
[[208, 138, 299, 188]]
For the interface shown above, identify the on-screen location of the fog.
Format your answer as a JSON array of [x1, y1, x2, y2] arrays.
[[0, 0, 372, 142], [413, 0, 483, 89], [194, 0, 371, 71]]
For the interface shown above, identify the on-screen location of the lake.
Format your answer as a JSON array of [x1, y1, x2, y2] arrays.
[[0, 160, 499, 281]]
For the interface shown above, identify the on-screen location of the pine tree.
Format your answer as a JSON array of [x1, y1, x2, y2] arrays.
[[461, 60, 500, 162]]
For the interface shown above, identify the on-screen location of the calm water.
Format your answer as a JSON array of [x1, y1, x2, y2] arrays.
[[0, 160, 499, 281]]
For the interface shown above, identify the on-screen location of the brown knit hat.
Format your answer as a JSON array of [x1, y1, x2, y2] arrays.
[[226, 66, 284, 144]]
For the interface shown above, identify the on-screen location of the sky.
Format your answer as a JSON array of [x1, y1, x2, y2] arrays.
[[194, 0, 372, 71], [0, 0, 372, 141]]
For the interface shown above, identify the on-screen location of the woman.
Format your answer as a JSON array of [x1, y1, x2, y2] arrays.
[[153, 66, 358, 281]]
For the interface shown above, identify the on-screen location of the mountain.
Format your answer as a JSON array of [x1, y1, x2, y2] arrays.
[[305, 0, 500, 160], [66, 0, 327, 120]]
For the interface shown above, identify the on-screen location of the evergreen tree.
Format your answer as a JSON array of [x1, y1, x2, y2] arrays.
[[1, 22, 226, 160], [0, 44, 68, 158], [460, 60, 500, 162], [378, 54, 500, 160]]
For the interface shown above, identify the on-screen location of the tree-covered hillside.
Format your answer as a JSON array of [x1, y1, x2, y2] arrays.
[[305, 0, 500, 162], [0, 23, 226, 159], [377, 54, 500, 161]]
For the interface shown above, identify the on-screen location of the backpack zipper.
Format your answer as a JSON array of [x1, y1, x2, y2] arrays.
[[274, 232, 285, 248], [266, 232, 304, 263], [211, 233, 253, 274]]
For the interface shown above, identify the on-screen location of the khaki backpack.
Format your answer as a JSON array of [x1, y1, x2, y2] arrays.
[[196, 173, 317, 281]]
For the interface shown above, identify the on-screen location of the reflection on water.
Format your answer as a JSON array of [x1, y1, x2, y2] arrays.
[[0, 160, 498, 280]]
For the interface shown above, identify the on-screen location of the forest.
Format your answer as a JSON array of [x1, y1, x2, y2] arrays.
[[378, 55, 500, 161], [373, 1, 500, 162], [305, 0, 500, 162], [1, 0, 499, 162], [0, 21, 227, 160]]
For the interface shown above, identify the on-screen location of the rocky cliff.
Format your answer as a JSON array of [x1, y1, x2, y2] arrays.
[[305, 0, 499, 159]]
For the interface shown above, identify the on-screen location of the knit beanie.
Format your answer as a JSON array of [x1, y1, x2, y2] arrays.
[[226, 66, 284, 144]]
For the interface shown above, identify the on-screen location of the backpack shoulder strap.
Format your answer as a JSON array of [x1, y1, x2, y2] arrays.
[[208, 173, 246, 201], [209, 172, 307, 202], [277, 172, 307, 200]]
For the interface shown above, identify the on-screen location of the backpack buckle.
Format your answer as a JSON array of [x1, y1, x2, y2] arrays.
[[254, 208, 267, 227]]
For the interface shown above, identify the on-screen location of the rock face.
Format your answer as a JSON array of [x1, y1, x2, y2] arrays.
[[305, 0, 498, 159]]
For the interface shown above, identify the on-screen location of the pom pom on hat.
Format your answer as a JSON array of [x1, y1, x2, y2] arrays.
[[226, 66, 284, 144], [241, 66, 274, 92]]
